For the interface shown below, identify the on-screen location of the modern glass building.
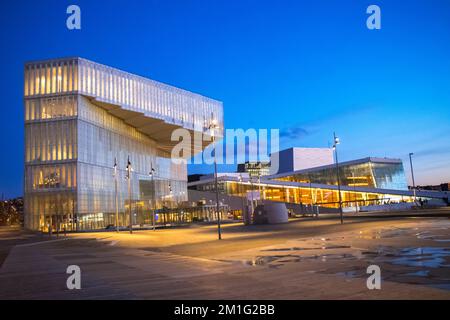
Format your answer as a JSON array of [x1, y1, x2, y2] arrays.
[[188, 175, 416, 209], [188, 157, 416, 210], [24, 57, 223, 231], [270, 157, 409, 190]]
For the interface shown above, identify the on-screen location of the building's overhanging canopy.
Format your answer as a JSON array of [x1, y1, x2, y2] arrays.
[[90, 97, 219, 156]]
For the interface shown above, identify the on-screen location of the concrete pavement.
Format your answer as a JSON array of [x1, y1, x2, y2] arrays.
[[1, 214, 450, 299]]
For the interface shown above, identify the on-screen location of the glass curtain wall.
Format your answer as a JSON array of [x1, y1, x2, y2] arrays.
[[191, 180, 414, 209], [275, 161, 408, 190], [24, 57, 223, 231], [76, 97, 187, 230], [25, 58, 223, 130], [24, 94, 78, 231]]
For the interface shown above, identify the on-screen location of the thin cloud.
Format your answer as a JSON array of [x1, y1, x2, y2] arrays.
[[280, 126, 309, 140]]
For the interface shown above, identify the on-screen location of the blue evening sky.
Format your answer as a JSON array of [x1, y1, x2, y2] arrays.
[[0, 0, 449, 198]]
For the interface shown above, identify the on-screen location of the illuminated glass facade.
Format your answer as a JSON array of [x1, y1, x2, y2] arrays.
[[24, 57, 223, 231], [271, 158, 408, 191], [189, 177, 415, 210], [188, 158, 411, 210]]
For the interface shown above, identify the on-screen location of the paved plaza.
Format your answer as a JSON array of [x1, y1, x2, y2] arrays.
[[1, 210, 450, 299]]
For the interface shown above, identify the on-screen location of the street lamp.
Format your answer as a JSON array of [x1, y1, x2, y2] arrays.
[[308, 173, 315, 215], [126, 156, 133, 234], [113, 157, 119, 233], [333, 132, 343, 224], [149, 162, 156, 231], [409, 153, 416, 201], [352, 172, 358, 213], [257, 172, 263, 202], [238, 174, 247, 224], [208, 119, 222, 240]]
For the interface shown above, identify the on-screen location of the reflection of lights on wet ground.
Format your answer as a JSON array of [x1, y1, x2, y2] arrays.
[[391, 247, 450, 269], [233, 220, 450, 293], [416, 231, 450, 242], [404, 270, 429, 277]]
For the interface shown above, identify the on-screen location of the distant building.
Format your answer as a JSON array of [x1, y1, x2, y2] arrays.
[[270, 147, 334, 174], [187, 174, 206, 183], [0, 197, 23, 226], [416, 183, 450, 192], [237, 161, 271, 177]]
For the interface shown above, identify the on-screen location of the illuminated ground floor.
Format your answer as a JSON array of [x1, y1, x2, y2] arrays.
[[26, 191, 231, 232], [26, 176, 448, 232], [188, 176, 449, 210]]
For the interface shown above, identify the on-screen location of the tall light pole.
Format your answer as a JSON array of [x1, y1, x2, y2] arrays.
[[238, 173, 246, 224], [257, 173, 263, 203], [149, 162, 156, 231], [333, 132, 343, 224], [126, 156, 133, 234], [409, 152, 416, 201], [113, 157, 119, 233], [352, 172, 358, 213], [209, 119, 222, 240], [249, 175, 255, 213], [308, 173, 315, 215]]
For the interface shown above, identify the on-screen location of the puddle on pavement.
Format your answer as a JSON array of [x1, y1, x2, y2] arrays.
[[242, 221, 450, 289], [336, 270, 358, 278], [404, 270, 430, 277], [358, 228, 413, 240], [390, 247, 450, 268], [246, 255, 286, 268], [243, 245, 450, 291], [263, 245, 351, 252], [245, 253, 357, 268], [416, 232, 450, 242]]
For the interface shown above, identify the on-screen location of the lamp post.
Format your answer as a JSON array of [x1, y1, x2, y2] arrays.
[[257, 173, 263, 203], [333, 132, 343, 224], [409, 152, 416, 201], [113, 157, 119, 233], [208, 119, 222, 240], [308, 173, 315, 216], [249, 175, 255, 210], [149, 162, 156, 231], [126, 156, 133, 234], [352, 172, 358, 213], [238, 174, 247, 224]]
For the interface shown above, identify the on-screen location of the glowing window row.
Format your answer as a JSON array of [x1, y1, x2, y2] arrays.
[[25, 163, 77, 191], [24, 60, 78, 96], [25, 120, 77, 163], [25, 95, 77, 121]]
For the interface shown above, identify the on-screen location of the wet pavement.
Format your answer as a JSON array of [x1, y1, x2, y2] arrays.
[[213, 220, 450, 294], [1, 217, 450, 299]]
